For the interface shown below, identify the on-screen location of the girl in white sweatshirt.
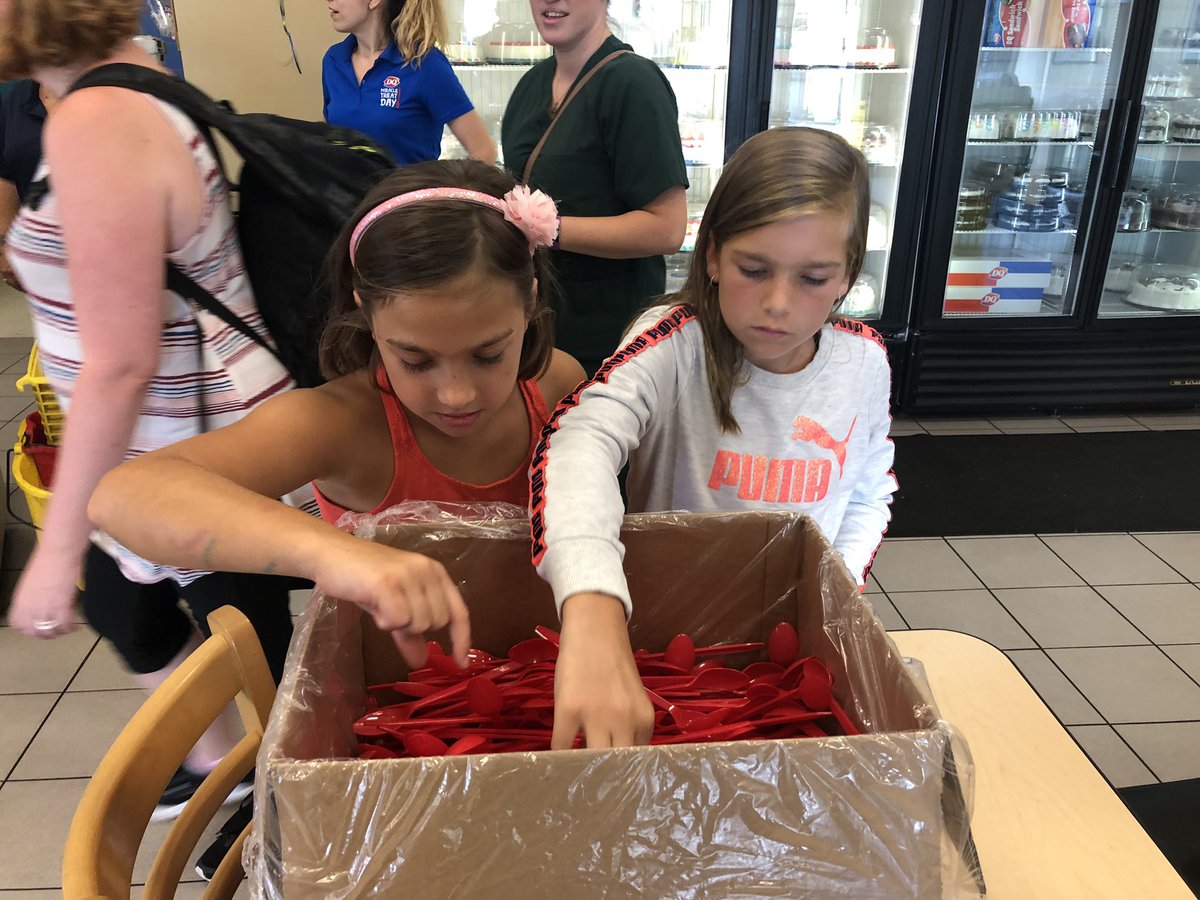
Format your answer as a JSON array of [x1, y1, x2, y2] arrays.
[[530, 126, 897, 752]]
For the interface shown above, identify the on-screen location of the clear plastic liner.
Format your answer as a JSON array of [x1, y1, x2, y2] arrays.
[[247, 506, 984, 898]]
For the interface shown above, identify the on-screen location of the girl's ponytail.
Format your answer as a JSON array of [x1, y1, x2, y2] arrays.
[[389, 0, 447, 64], [317, 225, 377, 381]]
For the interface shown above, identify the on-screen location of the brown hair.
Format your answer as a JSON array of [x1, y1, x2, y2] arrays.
[[320, 159, 556, 382], [0, 0, 142, 80], [385, 0, 447, 64], [680, 126, 870, 433]]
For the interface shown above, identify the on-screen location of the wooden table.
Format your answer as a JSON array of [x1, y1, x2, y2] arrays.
[[890, 629, 1194, 898]]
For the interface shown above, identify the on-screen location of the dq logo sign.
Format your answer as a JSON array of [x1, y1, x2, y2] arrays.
[[988, 266, 1009, 280], [981, 292, 1001, 306], [384, 76, 400, 87]]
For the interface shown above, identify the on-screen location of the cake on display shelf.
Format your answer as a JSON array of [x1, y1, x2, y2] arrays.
[[1126, 264, 1200, 311], [1151, 185, 1200, 231], [479, 25, 551, 64], [1105, 258, 1139, 295], [1169, 104, 1200, 142]]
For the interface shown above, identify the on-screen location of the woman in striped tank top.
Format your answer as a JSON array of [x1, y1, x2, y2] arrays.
[[0, 0, 310, 816]]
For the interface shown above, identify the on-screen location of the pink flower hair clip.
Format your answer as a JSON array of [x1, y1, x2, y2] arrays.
[[349, 185, 560, 264], [501, 185, 559, 253]]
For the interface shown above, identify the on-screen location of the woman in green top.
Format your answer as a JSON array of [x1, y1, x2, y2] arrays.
[[501, 0, 688, 377]]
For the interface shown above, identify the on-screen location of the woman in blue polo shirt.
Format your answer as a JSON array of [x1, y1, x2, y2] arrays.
[[323, 0, 495, 166]]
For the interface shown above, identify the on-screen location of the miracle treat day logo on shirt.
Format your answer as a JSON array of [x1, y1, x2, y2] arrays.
[[380, 75, 400, 108]]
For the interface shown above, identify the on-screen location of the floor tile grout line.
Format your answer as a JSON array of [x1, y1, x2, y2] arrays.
[[875, 591, 911, 629], [3, 634, 102, 783], [1033, 535, 1166, 648], [942, 539, 1044, 650], [1128, 532, 1196, 584], [1017, 535, 1179, 783], [944, 536, 1172, 784], [2, 690, 68, 785], [1001, 647, 1108, 733], [1068, 723, 1160, 789], [1037, 536, 1200, 695]]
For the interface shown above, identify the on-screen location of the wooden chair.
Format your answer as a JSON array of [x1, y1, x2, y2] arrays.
[[63, 606, 276, 899]]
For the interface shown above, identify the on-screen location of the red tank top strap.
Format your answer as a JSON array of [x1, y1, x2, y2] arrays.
[[518, 378, 552, 438], [376, 362, 419, 455]]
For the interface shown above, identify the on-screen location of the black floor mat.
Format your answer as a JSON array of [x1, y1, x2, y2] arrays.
[[1119, 779, 1200, 895], [888, 431, 1200, 537]]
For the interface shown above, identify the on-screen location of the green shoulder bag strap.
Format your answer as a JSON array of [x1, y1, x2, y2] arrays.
[[521, 49, 631, 185]]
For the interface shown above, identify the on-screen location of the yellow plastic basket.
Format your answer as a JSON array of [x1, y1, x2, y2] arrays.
[[15, 343, 64, 445], [11, 437, 51, 529]]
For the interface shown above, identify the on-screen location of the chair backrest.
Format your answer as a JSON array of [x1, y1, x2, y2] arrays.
[[63, 606, 277, 899]]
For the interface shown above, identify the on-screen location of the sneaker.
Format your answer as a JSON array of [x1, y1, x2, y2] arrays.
[[150, 765, 254, 823], [195, 794, 254, 882]]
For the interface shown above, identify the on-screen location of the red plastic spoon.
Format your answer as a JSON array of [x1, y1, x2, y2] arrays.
[[465, 677, 505, 717], [664, 633, 697, 670], [404, 731, 448, 757], [768, 622, 800, 666]]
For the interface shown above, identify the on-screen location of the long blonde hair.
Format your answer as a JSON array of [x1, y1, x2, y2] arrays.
[[386, 0, 447, 64], [680, 127, 870, 434]]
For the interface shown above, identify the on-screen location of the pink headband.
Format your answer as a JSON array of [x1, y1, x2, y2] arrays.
[[349, 185, 559, 265]]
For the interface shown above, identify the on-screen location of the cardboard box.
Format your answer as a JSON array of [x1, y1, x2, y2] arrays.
[[250, 511, 976, 899]]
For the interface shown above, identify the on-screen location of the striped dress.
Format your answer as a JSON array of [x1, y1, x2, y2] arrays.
[[5, 95, 306, 584]]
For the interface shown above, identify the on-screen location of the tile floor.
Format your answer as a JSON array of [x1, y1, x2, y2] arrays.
[[0, 318, 1197, 894]]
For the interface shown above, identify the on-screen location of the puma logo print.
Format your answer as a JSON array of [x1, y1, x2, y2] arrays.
[[791, 416, 856, 475], [705, 416, 856, 505]]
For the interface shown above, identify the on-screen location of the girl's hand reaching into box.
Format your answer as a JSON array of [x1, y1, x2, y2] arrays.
[[552, 592, 654, 749], [311, 537, 471, 670]]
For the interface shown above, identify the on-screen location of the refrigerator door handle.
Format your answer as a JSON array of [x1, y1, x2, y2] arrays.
[[1103, 99, 1138, 190]]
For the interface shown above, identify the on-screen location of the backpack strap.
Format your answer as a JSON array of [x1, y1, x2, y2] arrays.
[[164, 264, 285, 368], [522, 49, 631, 185], [66, 65, 290, 375], [67, 64, 233, 180]]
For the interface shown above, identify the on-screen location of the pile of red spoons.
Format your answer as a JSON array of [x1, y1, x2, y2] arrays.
[[354, 622, 859, 759]]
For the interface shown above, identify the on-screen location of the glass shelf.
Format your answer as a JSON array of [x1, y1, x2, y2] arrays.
[[955, 228, 1079, 235], [966, 139, 1095, 147], [1100, 291, 1200, 317], [449, 61, 730, 71], [978, 46, 1113, 53], [447, 62, 539, 69], [1114, 228, 1200, 234], [773, 65, 913, 73]]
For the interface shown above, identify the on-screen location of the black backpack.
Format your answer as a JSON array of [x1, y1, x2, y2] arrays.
[[64, 64, 395, 387]]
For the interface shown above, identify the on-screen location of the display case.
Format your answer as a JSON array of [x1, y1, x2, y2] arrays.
[[903, 0, 1200, 412], [937, 2, 1127, 320], [1098, 0, 1200, 319], [767, 0, 927, 321], [439, 0, 732, 289]]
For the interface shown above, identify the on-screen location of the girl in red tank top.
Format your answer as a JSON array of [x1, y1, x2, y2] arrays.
[[91, 160, 585, 669]]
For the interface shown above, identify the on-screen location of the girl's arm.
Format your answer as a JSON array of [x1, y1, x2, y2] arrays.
[[89, 384, 470, 667], [557, 185, 686, 259], [832, 355, 897, 585], [446, 109, 497, 164], [532, 307, 693, 749], [7, 89, 179, 638]]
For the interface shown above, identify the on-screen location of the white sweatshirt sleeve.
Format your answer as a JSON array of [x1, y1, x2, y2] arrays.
[[530, 307, 691, 617], [831, 351, 897, 584]]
